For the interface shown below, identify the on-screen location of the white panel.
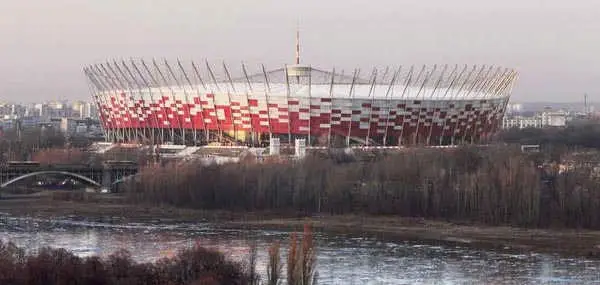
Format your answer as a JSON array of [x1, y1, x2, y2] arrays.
[[217, 109, 226, 120], [299, 113, 310, 120]]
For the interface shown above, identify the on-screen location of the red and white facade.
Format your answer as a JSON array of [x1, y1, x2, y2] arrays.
[[84, 61, 517, 147]]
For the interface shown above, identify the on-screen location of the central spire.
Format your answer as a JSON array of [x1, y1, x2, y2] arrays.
[[286, 24, 311, 84]]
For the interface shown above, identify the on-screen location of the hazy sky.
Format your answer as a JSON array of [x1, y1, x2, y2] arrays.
[[1, 0, 599, 103]]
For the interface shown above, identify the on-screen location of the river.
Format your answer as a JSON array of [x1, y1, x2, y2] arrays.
[[1, 214, 599, 284]]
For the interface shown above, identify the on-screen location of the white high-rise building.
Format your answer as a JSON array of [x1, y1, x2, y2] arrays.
[[540, 110, 567, 127], [76, 102, 97, 119], [502, 109, 567, 129]]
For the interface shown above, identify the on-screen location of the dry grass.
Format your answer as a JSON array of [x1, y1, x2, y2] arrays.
[[266, 242, 282, 285], [286, 224, 317, 285]]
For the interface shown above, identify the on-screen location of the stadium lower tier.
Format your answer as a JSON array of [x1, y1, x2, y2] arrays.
[[97, 93, 508, 146]]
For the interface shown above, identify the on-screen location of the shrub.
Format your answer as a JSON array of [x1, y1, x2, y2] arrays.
[[0, 240, 253, 285]]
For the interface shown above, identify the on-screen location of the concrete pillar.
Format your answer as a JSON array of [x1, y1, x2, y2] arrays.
[[295, 138, 306, 159], [101, 164, 112, 189], [269, 137, 280, 156]]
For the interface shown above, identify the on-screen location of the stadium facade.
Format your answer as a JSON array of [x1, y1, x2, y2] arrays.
[[84, 59, 517, 147]]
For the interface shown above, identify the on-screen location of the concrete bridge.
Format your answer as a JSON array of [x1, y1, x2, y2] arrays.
[[0, 161, 138, 190]]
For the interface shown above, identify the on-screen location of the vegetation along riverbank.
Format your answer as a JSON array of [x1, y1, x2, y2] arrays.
[[124, 145, 600, 230], [0, 224, 318, 285]]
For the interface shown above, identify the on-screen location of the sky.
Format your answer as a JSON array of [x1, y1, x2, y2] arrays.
[[1, 0, 599, 103]]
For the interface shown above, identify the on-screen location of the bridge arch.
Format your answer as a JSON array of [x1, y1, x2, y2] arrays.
[[0, 171, 101, 188], [111, 174, 138, 185]]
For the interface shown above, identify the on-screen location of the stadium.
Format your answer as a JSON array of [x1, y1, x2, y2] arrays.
[[84, 54, 517, 148]]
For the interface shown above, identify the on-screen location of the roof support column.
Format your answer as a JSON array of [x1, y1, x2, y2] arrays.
[[438, 65, 467, 146], [346, 69, 359, 147], [397, 66, 414, 146], [327, 68, 336, 147], [365, 68, 379, 147], [206, 61, 223, 142], [382, 66, 400, 147], [425, 64, 450, 146], [448, 65, 478, 146], [413, 65, 436, 145], [191, 61, 211, 142]]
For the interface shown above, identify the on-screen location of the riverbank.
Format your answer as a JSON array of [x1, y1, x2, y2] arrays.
[[2, 192, 600, 259]]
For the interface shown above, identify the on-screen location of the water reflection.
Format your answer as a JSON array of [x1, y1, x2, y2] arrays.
[[1, 215, 599, 284]]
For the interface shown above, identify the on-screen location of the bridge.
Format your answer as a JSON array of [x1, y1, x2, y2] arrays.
[[0, 161, 139, 190]]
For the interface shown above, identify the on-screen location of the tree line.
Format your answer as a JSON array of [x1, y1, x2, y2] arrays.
[[0, 126, 154, 166], [0, 126, 98, 162], [124, 145, 600, 229]]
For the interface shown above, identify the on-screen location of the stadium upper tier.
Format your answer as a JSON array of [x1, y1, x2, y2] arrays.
[[84, 60, 517, 146], [87, 63, 514, 100]]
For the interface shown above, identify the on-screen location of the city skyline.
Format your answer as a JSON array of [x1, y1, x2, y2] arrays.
[[2, 0, 600, 103]]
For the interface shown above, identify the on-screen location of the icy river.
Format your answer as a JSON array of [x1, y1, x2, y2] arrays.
[[1, 214, 599, 284]]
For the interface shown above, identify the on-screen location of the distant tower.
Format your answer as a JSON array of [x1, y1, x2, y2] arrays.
[[295, 26, 300, 65], [584, 93, 589, 115]]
